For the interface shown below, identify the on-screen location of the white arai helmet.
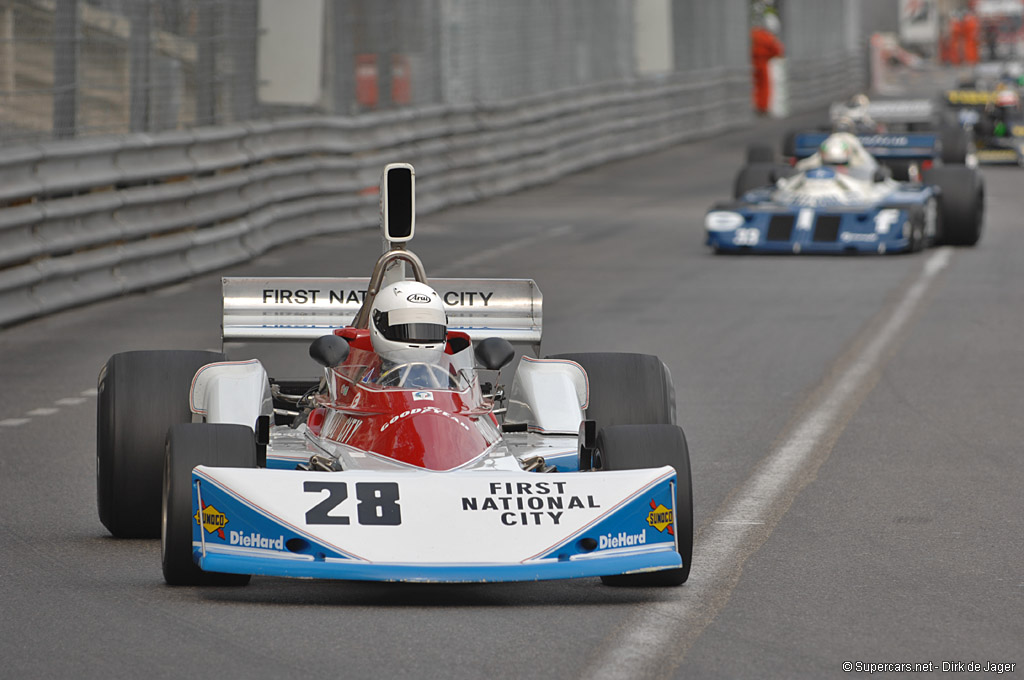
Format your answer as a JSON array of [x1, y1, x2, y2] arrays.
[[369, 281, 448, 364]]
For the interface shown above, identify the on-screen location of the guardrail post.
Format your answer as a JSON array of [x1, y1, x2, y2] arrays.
[[196, 1, 217, 126], [53, 0, 78, 139], [329, 0, 356, 115], [128, 1, 151, 132]]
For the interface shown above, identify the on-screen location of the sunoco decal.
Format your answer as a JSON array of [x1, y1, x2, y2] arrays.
[[195, 503, 229, 539], [647, 500, 674, 535]]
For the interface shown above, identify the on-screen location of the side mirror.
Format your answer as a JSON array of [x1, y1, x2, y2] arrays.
[[474, 337, 515, 371], [380, 163, 415, 244], [309, 335, 350, 368]]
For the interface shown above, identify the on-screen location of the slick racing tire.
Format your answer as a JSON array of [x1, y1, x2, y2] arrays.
[[746, 143, 775, 164], [162, 423, 256, 586], [97, 350, 226, 538], [733, 162, 777, 199], [547, 353, 676, 428], [781, 129, 799, 159], [596, 424, 693, 586], [939, 124, 970, 165], [922, 166, 984, 246]]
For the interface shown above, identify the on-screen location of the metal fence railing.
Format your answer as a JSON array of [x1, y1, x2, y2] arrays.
[[0, 0, 876, 328], [0, 0, 769, 145]]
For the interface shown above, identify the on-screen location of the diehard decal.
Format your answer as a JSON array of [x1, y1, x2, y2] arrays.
[[647, 499, 674, 535], [599, 531, 647, 550], [194, 503, 229, 539], [229, 531, 284, 550]]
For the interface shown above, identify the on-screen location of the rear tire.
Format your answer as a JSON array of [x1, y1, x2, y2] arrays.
[[547, 353, 676, 428], [96, 350, 225, 538], [939, 124, 969, 164], [746, 143, 775, 164], [162, 423, 256, 586], [733, 162, 777, 199], [923, 166, 984, 246], [597, 424, 693, 586]]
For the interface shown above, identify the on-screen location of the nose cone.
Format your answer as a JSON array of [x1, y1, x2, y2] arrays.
[[371, 409, 495, 470]]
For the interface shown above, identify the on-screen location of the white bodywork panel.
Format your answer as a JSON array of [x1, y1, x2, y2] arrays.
[[190, 360, 273, 429], [505, 357, 588, 435], [194, 466, 674, 563]]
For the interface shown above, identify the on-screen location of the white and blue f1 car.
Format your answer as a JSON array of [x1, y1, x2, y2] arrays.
[[96, 164, 692, 587], [706, 132, 984, 254]]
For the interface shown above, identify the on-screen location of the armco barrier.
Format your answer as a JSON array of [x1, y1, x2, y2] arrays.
[[0, 70, 755, 327]]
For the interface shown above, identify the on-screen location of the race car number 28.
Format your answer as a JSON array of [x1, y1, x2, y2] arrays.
[[304, 481, 401, 526]]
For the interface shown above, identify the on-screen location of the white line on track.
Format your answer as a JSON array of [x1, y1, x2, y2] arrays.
[[0, 418, 31, 427], [585, 247, 954, 680], [26, 408, 59, 416], [80, 388, 98, 397], [55, 397, 87, 406]]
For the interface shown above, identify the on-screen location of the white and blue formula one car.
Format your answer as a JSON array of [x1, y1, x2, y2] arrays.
[[706, 131, 984, 254], [96, 164, 692, 587]]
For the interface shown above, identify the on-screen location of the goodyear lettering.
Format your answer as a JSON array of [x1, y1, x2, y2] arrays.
[[461, 481, 599, 526], [858, 134, 909, 147], [379, 407, 470, 433], [599, 531, 647, 550], [442, 291, 495, 307], [229, 531, 285, 550]]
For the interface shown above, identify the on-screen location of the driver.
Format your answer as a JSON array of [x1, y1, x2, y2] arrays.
[[796, 132, 876, 181], [368, 280, 450, 388]]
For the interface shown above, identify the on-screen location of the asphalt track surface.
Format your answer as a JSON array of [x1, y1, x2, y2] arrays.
[[1, 111, 1022, 679]]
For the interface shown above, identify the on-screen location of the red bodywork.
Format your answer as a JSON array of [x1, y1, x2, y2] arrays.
[[305, 328, 501, 471]]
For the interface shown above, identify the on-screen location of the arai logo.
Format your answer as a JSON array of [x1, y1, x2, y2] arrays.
[[407, 293, 431, 303]]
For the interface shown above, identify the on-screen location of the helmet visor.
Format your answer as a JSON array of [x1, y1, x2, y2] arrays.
[[382, 322, 447, 343]]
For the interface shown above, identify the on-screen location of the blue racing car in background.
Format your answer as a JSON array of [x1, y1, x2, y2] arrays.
[[705, 131, 984, 254]]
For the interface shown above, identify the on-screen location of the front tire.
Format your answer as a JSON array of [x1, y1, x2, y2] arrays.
[[547, 352, 676, 428], [922, 166, 984, 246], [597, 424, 693, 586], [162, 423, 256, 586], [97, 350, 225, 538]]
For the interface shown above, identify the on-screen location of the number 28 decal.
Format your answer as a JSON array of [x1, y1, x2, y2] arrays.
[[304, 481, 402, 526]]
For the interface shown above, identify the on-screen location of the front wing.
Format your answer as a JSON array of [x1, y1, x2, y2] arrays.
[[190, 466, 682, 583], [705, 201, 922, 254]]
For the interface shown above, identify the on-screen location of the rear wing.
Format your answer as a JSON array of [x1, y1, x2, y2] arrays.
[[944, 89, 999, 108], [222, 276, 542, 381], [791, 132, 939, 161], [829, 99, 936, 125]]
